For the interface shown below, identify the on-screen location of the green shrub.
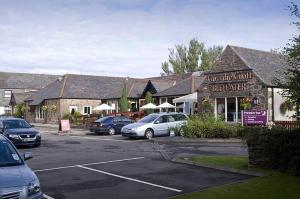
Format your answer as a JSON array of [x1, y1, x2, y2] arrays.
[[13, 103, 26, 118], [62, 113, 71, 119], [182, 116, 243, 138]]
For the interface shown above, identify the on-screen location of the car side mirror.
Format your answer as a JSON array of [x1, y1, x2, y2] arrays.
[[154, 120, 160, 124], [31, 124, 35, 127], [24, 152, 33, 161]]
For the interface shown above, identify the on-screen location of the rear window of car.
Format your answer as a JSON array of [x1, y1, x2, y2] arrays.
[[173, 114, 188, 121], [121, 117, 132, 122], [96, 117, 113, 123]]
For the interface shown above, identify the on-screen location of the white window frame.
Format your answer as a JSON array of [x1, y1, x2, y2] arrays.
[[214, 97, 243, 123], [69, 105, 78, 113], [4, 90, 12, 98], [35, 106, 45, 120], [83, 106, 92, 115]]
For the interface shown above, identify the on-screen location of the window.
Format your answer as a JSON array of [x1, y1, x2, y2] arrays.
[[173, 114, 188, 121], [83, 106, 92, 115], [156, 115, 168, 123], [216, 98, 225, 121], [215, 97, 243, 123], [167, 115, 176, 122], [69, 106, 78, 114], [4, 90, 12, 98], [4, 106, 11, 115], [113, 117, 121, 123], [35, 107, 45, 120], [121, 116, 132, 122]]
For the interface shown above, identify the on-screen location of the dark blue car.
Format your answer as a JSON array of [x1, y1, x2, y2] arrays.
[[89, 116, 133, 135], [0, 118, 41, 147]]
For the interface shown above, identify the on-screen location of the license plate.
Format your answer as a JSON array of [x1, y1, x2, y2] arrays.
[[23, 138, 35, 142]]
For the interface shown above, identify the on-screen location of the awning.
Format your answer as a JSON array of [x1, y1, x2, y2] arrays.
[[173, 92, 197, 104], [93, 104, 114, 111]]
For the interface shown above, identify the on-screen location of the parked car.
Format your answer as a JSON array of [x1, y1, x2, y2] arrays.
[[89, 116, 134, 135], [121, 113, 188, 139], [0, 134, 43, 199], [0, 118, 41, 147]]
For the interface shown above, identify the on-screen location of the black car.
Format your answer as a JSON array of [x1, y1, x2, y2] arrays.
[[0, 118, 41, 147], [89, 116, 134, 135]]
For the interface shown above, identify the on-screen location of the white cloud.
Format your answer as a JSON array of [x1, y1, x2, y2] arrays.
[[0, 0, 296, 77]]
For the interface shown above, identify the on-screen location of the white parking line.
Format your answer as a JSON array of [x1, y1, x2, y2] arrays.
[[34, 157, 145, 172], [77, 165, 182, 193], [71, 136, 144, 142], [43, 194, 55, 199]]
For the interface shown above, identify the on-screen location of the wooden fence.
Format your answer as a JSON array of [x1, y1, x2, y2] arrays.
[[274, 121, 300, 130], [75, 111, 145, 128]]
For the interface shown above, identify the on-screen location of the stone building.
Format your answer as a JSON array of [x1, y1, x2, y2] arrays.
[[0, 72, 59, 115], [197, 45, 295, 122], [24, 74, 188, 124]]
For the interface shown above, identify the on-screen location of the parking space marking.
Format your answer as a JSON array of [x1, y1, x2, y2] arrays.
[[77, 165, 183, 193], [70, 135, 145, 142], [43, 194, 55, 199], [34, 157, 145, 172]]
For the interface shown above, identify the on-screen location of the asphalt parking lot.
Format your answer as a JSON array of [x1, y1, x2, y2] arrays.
[[18, 131, 253, 199]]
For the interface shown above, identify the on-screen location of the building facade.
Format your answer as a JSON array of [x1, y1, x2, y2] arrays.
[[197, 45, 295, 122], [0, 72, 59, 115]]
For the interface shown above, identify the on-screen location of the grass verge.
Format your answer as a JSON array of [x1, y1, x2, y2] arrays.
[[173, 155, 300, 199]]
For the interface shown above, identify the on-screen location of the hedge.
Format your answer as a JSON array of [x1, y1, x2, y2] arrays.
[[182, 116, 243, 138], [244, 126, 300, 175]]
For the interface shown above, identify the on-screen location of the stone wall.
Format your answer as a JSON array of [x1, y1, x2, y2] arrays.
[[59, 99, 102, 116], [44, 99, 60, 124]]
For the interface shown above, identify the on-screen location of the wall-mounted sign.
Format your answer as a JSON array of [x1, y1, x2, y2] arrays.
[[242, 109, 268, 126], [207, 71, 252, 83], [212, 82, 249, 92]]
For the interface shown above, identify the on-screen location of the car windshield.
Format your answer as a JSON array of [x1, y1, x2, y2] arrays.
[[0, 140, 23, 167], [138, 114, 159, 123], [3, 120, 32, 129], [96, 117, 112, 123]]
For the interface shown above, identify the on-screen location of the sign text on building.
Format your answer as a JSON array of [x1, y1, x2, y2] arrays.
[[212, 82, 249, 92], [207, 71, 252, 83]]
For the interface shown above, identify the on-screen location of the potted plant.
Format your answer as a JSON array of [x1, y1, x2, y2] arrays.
[[240, 97, 252, 110]]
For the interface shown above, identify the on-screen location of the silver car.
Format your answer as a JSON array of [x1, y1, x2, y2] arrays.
[[0, 135, 43, 199], [121, 113, 188, 139]]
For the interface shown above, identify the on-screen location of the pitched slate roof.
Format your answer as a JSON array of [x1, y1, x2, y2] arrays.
[[0, 72, 59, 89], [154, 75, 205, 97], [26, 73, 189, 105], [229, 45, 288, 86], [10, 92, 36, 105]]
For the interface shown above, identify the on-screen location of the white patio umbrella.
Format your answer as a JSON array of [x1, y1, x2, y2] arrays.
[[157, 102, 176, 108], [140, 103, 157, 110], [93, 104, 114, 111]]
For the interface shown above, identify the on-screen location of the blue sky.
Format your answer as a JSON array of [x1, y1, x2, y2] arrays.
[[0, 0, 297, 77]]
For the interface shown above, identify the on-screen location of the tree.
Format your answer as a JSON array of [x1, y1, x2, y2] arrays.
[[14, 103, 26, 118], [161, 61, 171, 75], [161, 38, 223, 75], [277, 2, 300, 119], [201, 46, 223, 71], [186, 39, 204, 72], [120, 84, 128, 112], [144, 91, 154, 114]]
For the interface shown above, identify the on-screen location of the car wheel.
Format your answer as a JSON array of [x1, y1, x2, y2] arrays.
[[179, 128, 184, 136], [144, 129, 154, 140], [108, 128, 116, 135]]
